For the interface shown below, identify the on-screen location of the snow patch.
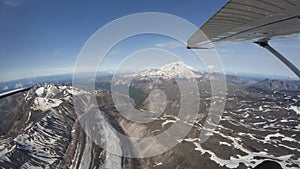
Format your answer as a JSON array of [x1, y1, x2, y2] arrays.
[[35, 87, 45, 97], [32, 97, 62, 111], [290, 106, 300, 115], [219, 141, 231, 147], [153, 162, 163, 167], [66, 88, 87, 96]]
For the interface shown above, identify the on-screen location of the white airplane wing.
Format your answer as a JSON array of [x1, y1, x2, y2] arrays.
[[0, 87, 31, 99], [187, 0, 300, 77], [187, 0, 300, 49]]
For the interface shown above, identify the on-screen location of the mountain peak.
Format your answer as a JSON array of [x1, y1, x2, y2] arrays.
[[160, 61, 201, 79], [161, 61, 197, 72], [135, 61, 202, 79]]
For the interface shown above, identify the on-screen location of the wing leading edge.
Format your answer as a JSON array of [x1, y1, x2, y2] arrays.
[[187, 0, 300, 48]]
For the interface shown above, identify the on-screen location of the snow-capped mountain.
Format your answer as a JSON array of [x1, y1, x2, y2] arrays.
[[0, 84, 125, 169], [1, 79, 300, 168], [133, 62, 203, 79]]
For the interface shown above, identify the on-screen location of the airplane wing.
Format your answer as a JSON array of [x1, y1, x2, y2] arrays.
[[0, 87, 31, 99], [187, 0, 300, 77], [187, 0, 300, 49]]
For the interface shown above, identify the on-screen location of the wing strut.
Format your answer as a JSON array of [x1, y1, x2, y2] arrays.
[[255, 41, 300, 78]]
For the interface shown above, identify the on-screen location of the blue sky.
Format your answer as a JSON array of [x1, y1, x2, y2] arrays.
[[0, 0, 299, 82]]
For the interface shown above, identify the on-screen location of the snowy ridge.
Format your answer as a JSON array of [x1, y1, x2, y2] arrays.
[[133, 61, 202, 79], [0, 84, 123, 169]]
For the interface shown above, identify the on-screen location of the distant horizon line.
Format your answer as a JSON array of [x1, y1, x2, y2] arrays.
[[0, 70, 297, 84]]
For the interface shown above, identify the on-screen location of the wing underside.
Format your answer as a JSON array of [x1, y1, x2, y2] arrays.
[[187, 0, 300, 48]]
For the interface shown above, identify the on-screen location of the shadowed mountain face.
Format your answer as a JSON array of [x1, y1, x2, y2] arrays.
[[254, 160, 282, 169], [0, 63, 300, 169], [253, 79, 300, 91], [0, 84, 134, 169]]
